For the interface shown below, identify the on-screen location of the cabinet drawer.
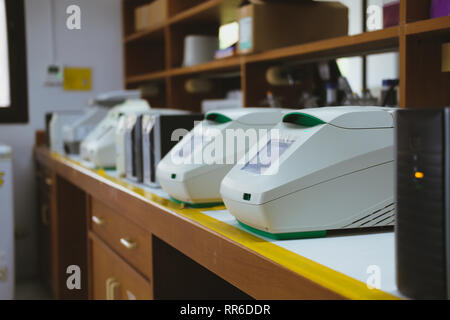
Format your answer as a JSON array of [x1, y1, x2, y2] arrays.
[[91, 236, 152, 300], [90, 198, 151, 279]]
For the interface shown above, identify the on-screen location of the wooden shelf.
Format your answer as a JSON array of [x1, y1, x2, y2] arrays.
[[125, 27, 399, 85], [169, 0, 221, 24], [123, 0, 450, 109], [169, 0, 239, 25], [126, 57, 242, 85], [170, 56, 243, 77], [126, 70, 168, 85], [404, 16, 450, 37], [246, 27, 400, 64], [124, 23, 166, 44]]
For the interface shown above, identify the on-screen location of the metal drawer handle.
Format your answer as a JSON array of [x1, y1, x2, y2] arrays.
[[45, 178, 52, 186], [106, 277, 120, 300], [92, 216, 105, 226], [120, 238, 138, 250]]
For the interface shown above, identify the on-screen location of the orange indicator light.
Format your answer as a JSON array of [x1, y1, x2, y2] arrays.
[[414, 171, 424, 179]]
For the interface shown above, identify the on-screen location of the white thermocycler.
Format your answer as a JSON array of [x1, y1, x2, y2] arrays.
[[220, 106, 396, 239], [157, 108, 287, 207], [80, 99, 150, 168], [62, 107, 108, 155]]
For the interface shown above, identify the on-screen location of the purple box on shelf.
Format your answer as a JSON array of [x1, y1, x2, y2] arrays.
[[430, 0, 450, 19], [383, 1, 400, 28]]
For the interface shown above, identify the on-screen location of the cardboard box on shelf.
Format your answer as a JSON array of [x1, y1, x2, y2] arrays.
[[237, 1, 348, 55], [135, 0, 167, 32]]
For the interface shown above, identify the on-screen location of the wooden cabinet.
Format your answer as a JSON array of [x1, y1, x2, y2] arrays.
[[34, 146, 362, 300], [89, 197, 154, 300], [91, 235, 153, 300], [35, 160, 52, 291], [90, 198, 152, 279]]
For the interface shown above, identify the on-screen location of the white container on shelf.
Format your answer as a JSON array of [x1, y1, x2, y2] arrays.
[[183, 35, 218, 67]]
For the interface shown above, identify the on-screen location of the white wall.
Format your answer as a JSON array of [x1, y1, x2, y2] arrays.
[[0, 0, 123, 280]]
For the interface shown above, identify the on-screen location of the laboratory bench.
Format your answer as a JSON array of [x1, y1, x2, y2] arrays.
[[34, 139, 402, 300]]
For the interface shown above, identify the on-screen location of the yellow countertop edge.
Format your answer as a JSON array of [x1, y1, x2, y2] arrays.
[[51, 152, 400, 300]]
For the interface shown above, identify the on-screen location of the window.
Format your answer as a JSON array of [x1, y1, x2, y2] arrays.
[[0, 0, 28, 123], [0, 0, 9, 107]]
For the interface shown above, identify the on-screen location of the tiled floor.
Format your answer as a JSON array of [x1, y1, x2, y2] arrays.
[[15, 279, 52, 300]]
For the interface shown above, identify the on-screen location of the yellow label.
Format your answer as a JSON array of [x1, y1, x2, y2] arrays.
[[0, 172, 4, 187], [63, 67, 92, 91]]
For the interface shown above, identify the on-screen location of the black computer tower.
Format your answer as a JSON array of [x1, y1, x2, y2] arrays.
[[142, 113, 203, 187], [396, 108, 450, 299]]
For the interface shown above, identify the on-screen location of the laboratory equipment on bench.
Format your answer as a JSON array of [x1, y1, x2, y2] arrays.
[[124, 114, 145, 182], [201, 90, 243, 113], [49, 90, 142, 155], [396, 108, 450, 300], [220, 106, 396, 240], [142, 113, 204, 188], [115, 114, 128, 177], [157, 108, 286, 206], [0, 145, 14, 300], [49, 111, 85, 154], [89, 89, 141, 107], [62, 107, 108, 155], [80, 99, 150, 168], [380, 79, 399, 107], [124, 109, 188, 183]]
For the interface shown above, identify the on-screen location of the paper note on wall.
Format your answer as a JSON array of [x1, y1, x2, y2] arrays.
[[63, 67, 92, 91]]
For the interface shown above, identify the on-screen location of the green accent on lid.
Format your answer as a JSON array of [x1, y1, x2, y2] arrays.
[[171, 173, 177, 179], [170, 197, 223, 208], [206, 113, 232, 124], [243, 193, 251, 201], [237, 220, 327, 240], [283, 113, 326, 127], [95, 166, 116, 171]]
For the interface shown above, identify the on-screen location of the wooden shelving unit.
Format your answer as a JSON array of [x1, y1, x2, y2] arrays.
[[123, 0, 450, 110]]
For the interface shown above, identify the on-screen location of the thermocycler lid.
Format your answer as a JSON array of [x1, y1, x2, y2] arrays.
[[205, 108, 285, 126], [0, 145, 12, 158], [283, 107, 394, 129], [147, 108, 189, 115]]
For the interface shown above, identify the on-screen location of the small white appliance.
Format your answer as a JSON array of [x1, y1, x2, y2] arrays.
[[156, 108, 286, 206], [0, 144, 14, 299], [89, 89, 141, 107], [49, 111, 85, 154], [142, 113, 204, 188], [62, 107, 108, 155], [220, 106, 396, 239], [80, 99, 150, 168], [201, 90, 243, 113], [124, 109, 189, 183], [115, 114, 128, 177]]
